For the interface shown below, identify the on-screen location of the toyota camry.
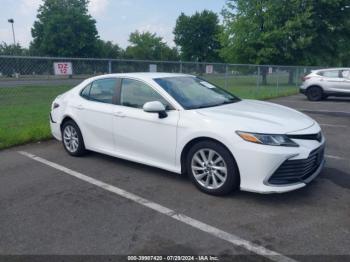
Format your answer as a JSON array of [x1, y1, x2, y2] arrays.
[[50, 73, 325, 195]]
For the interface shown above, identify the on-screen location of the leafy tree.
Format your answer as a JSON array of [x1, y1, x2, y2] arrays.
[[125, 31, 178, 60], [174, 10, 222, 62], [0, 42, 29, 55], [303, 1, 350, 66], [220, 0, 350, 84], [30, 0, 99, 57], [97, 40, 124, 58]]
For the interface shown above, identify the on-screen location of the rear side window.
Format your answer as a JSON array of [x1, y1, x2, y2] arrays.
[[80, 78, 118, 104], [81, 84, 91, 99], [322, 70, 340, 78]]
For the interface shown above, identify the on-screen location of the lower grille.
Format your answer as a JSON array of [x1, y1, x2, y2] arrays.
[[268, 145, 325, 185]]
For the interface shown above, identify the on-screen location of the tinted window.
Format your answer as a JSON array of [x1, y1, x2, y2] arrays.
[[322, 70, 340, 78], [88, 78, 117, 104], [120, 78, 171, 109], [154, 77, 240, 109], [81, 84, 91, 99]]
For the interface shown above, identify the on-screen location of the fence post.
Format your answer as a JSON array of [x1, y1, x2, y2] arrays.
[[256, 65, 260, 94], [179, 61, 183, 73], [224, 64, 229, 89], [276, 67, 279, 96], [108, 60, 112, 74]]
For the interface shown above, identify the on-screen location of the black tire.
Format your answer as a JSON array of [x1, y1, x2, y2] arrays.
[[186, 140, 240, 195], [306, 86, 323, 101], [61, 120, 86, 156]]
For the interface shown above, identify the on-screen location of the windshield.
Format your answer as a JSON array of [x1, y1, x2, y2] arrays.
[[154, 77, 240, 109]]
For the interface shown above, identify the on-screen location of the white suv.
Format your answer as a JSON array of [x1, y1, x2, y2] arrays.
[[300, 68, 350, 101]]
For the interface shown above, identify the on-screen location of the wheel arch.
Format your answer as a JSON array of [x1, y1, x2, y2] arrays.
[[60, 115, 79, 131], [306, 84, 324, 92], [180, 136, 240, 181]]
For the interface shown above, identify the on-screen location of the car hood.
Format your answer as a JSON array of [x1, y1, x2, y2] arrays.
[[196, 99, 315, 134]]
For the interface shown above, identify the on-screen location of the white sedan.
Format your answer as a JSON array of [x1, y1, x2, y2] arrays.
[[50, 73, 325, 195]]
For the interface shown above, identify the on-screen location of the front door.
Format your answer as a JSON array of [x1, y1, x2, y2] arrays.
[[113, 78, 179, 170]]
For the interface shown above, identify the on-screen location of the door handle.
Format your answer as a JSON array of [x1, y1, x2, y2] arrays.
[[113, 111, 126, 118]]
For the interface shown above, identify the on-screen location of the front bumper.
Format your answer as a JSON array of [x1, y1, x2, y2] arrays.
[[266, 144, 325, 185], [299, 88, 306, 95], [230, 126, 325, 193]]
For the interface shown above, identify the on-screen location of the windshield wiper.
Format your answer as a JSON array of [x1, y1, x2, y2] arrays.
[[189, 98, 240, 110]]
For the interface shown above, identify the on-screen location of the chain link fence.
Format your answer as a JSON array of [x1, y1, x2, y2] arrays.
[[0, 55, 319, 149]]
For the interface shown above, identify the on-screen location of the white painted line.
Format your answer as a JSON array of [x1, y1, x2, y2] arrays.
[[320, 124, 348, 128], [325, 154, 346, 160], [18, 151, 296, 262]]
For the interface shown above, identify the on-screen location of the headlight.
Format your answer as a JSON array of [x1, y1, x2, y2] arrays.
[[236, 131, 299, 147]]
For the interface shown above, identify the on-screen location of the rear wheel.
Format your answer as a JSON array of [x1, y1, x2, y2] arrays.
[[186, 141, 239, 195], [307, 86, 323, 101], [61, 120, 86, 156]]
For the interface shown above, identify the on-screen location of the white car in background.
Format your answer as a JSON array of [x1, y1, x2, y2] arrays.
[[300, 68, 350, 101], [50, 73, 325, 195]]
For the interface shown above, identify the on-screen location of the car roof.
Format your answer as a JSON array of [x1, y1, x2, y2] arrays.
[[89, 72, 194, 81], [315, 68, 350, 72]]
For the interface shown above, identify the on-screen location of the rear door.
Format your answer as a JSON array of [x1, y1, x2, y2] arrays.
[[75, 78, 119, 153], [322, 70, 350, 93], [340, 70, 350, 93]]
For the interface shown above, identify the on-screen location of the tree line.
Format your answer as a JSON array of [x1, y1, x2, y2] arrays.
[[1, 0, 349, 67]]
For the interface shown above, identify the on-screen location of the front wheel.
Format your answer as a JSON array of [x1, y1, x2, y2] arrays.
[[61, 120, 86, 156], [186, 141, 240, 195]]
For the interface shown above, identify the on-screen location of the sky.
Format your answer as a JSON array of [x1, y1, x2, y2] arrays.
[[0, 0, 226, 48]]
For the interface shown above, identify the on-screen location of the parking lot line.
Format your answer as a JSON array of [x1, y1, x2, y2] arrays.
[[18, 150, 296, 262], [325, 154, 346, 160], [320, 123, 348, 128]]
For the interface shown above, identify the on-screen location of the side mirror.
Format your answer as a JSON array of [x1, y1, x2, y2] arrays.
[[143, 101, 168, 119]]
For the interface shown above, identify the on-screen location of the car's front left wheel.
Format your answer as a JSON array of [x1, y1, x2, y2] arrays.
[[61, 120, 86, 156], [186, 140, 240, 195]]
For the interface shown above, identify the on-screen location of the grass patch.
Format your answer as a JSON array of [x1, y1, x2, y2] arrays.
[[0, 76, 298, 149], [204, 75, 299, 99], [0, 85, 72, 149]]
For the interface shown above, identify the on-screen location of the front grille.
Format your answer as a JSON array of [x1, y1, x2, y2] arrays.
[[287, 132, 322, 142], [268, 145, 325, 185]]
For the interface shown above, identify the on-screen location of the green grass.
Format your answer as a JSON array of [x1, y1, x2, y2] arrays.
[[0, 75, 298, 150], [204, 74, 299, 99], [0, 85, 72, 149]]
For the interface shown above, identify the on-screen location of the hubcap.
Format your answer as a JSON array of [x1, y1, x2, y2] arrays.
[[191, 149, 227, 190], [63, 125, 79, 153]]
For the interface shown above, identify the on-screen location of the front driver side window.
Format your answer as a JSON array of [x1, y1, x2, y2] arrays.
[[120, 78, 172, 109]]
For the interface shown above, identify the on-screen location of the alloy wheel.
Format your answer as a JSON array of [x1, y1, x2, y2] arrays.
[[63, 125, 79, 153], [191, 148, 228, 190]]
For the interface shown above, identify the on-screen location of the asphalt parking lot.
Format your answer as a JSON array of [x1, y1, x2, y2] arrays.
[[0, 94, 349, 261]]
